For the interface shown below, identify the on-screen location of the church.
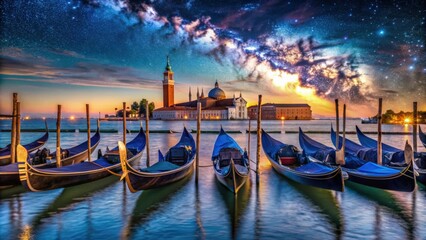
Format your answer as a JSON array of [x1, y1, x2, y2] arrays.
[[153, 57, 248, 120]]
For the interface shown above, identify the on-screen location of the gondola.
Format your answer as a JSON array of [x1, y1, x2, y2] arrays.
[[0, 125, 49, 166], [418, 126, 426, 148], [355, 125, 426, 184], [299, 127, 416, 192], [18, 127, 145, 191], [212, 127, 249, 194], [120, 127, 195, 192], [262, 130, 344, 191], [0, 127, 100, 187]]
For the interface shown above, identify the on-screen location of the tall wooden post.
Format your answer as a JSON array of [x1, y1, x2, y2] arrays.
[[377, 98, 383, 165], [256, 95, 262, 185], [123, 102, 126, 145], [413, 102, 418, 153], [86, 104, 91, 161], [145, 101, 150, 167], [196, 102, 201, 183], [16, 102, 21, 146], [335, 99, 339, 150], [56, 105, 62, 167], [341, 104, 346, 165], [10, 93, 18, 163], [248, 118, 251, 169]]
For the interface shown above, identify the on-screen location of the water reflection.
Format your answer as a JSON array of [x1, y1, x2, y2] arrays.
[[0, 119, 425, 239], [28, 175, 118, 234], [215, 177, 251, 239], [284, 177, 343, 236], [346, 182, 414, 238], [122, 174, 192, 239], [195, 181, 206, 239]]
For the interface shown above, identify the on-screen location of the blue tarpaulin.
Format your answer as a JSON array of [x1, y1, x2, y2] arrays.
[[212, 128, 243, 159]]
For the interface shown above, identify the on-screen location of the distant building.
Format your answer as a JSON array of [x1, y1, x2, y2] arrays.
[[248, 103, 312, 120], [153, 57, 247, 120]]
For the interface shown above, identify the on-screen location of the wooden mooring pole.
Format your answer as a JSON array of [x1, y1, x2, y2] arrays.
[[196, 102, 201, 183], [335, 99, 339, 150], [341, 104, 346, 165], [377, 98, 383, 165], [248, 118, 251, 169], [16, 102, 21, 146], [256, 95, 262, 185], [86, 104, 91, 161], [10, 93, 18, 163], [123, 102, 127, 145], [413, 102, 417, 153], [145, 101, 150, 167], [56, 105, 62, 167]]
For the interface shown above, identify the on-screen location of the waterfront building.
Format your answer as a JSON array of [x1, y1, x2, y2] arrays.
[[248, 103, 312, 120], [153, 58, 248, 120]]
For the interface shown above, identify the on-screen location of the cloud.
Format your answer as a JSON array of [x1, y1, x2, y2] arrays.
[[0, 52, 161, 90]]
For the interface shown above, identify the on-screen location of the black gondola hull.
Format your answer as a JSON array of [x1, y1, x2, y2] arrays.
[[0, 131, 49, 166], [214, 165, 248, 193], [21, 152, 141, 191], [125, 163, 194, 192], [0, 133, 100, 187], [344, 161, 416, 192], [267, 156, 344, 192]]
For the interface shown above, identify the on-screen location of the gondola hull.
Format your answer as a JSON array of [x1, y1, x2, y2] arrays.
[[355, 126, 426, 185], [343, 160, 416, 192], [214, 164, 248, 193], [266, 155, 344, 192], [0, 131, 100, 187], [299, 127, 416, 192], [0, 131, 49, 166], [121, 127, 196, 192], [19, 129, 145, 191], [20, 151, 142, 191], [419, 126, 426, 148], [124, 162, 194, 192]]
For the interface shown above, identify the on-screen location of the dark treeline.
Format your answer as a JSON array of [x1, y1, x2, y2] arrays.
[[115, 99, 155, 118]]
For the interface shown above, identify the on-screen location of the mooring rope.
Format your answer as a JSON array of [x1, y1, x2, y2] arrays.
[[198, 164, 213, 167]]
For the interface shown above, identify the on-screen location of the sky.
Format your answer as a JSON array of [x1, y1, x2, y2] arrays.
[[0, 0, 425, 118]]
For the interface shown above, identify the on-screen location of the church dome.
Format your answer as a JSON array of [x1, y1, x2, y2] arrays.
[[208, 81, 226, 100]]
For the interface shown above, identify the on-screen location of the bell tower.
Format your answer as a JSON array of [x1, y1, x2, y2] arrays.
[[163, 56, 174, 107]]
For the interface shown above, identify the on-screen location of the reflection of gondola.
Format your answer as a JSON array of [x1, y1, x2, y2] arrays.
[[346, 181, 414, 228], [30, 175, 118, 232], [121, 174, 192, 239], [215, 178, 251, 239], [280, 176, 343, 235]]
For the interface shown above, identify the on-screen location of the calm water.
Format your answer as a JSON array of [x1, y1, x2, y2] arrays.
[[1, 119, 425, 239]]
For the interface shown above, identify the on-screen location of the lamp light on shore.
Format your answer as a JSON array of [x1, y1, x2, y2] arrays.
[[404, 118, 410, 124]]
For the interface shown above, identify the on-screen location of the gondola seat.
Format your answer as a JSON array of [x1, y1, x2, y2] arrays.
[[167, 147, 188, 166], [218, 148, 243, 167], [104, 149, 134, 164], [276, 145, 298, 165]]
